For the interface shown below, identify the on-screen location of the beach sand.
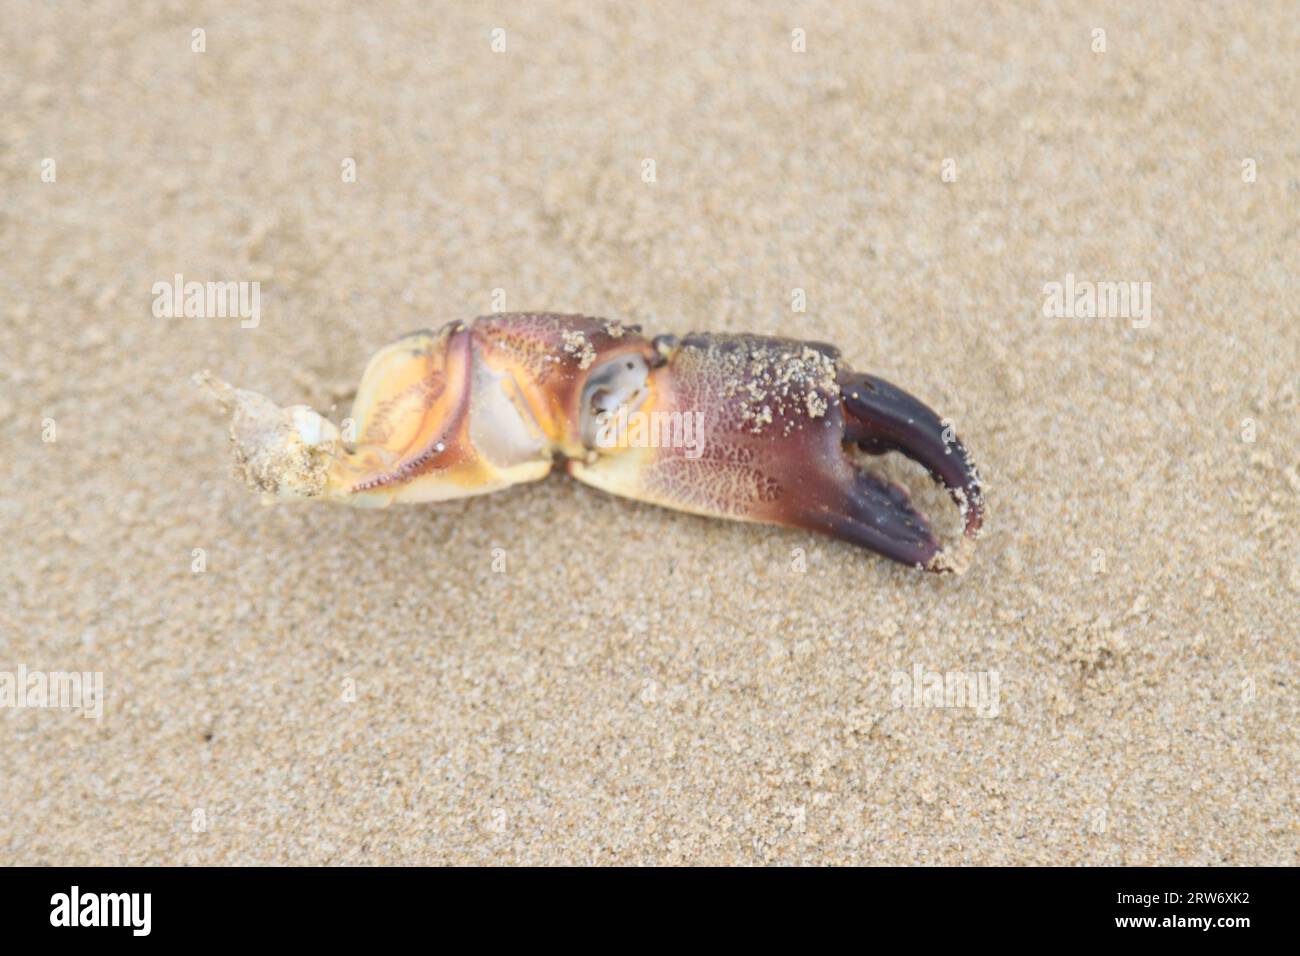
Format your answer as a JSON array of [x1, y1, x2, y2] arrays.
[[1, 1, 1296, 864]]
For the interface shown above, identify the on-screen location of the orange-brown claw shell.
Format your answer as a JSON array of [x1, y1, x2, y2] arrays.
[[204, 314, 984, 571], [571, 330, 984, 571]]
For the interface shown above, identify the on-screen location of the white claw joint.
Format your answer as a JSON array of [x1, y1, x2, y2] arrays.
[[194, 372, 344, 502]]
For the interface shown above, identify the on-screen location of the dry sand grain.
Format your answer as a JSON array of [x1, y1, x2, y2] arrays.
[[1, 1, 1296, 864]]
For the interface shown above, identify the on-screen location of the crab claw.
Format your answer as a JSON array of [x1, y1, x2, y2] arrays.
[[200, 314, 985, 572], [840, 372, 985, 541], [569, 330, 986, 571]]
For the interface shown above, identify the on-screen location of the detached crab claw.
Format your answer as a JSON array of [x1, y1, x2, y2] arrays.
[[198, 314, 984, 572]]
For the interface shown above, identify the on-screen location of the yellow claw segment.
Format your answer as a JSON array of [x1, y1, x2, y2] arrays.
[[348, 326, 454, 460]]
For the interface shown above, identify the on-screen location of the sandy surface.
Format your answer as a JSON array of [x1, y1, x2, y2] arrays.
[[2, 1, 1296, 865]]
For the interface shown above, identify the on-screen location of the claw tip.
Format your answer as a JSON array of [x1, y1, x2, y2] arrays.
[[925, 534, 977, 574]]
